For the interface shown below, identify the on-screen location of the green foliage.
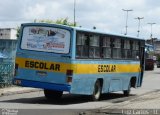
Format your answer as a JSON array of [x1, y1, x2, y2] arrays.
[[35, 17, 76, 26], [16, 26, 20, 38]]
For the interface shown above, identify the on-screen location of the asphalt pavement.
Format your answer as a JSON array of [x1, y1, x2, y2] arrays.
[[0, 86, 160, 115], [0, 86, 41, 97], [82, 90, 160, 115]]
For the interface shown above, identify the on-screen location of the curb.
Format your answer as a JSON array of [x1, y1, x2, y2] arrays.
[[0, 87, 42, 97]]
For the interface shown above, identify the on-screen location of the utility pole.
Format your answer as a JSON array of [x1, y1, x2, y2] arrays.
[[148, 23, 156, 45], [135, 17, 144, 37], [73, 0, 76, 26], [122, 9, 133, 35]]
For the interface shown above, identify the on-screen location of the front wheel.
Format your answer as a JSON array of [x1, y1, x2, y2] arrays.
[[44, 89, 63, 100], [91, 80, 102, 101], [123, 82, 131, 96]]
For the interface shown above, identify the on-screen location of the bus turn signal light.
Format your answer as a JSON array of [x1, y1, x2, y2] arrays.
[[66, 70, 73, 84], [66, 70, 73, 76]]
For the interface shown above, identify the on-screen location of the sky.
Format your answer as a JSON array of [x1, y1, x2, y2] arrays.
[[0, 0, 160, 39]]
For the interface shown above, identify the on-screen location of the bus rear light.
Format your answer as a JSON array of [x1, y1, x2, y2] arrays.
[[14, 63, 19, 76], [66, 70, 73, 76], [66, 70, 73, 84], [14, 80, 21, 85], [15, 63, 19, 69], [67, 76, 72, 84]]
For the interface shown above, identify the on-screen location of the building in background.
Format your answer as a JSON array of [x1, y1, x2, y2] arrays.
[[0, 28, 17, 40], [154, 40, 160, 54]]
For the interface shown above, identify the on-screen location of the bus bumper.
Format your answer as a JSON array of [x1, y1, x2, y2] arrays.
[[13, 78, 71, 92]]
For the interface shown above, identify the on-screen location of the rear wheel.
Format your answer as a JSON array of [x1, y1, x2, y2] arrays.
[[123, 82, 131, 96], [91, 80, 102, 101], [44, 89, 63, 100]]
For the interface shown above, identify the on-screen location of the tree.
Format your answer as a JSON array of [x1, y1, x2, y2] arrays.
[[35, 17, 76, 26], [16, 26, 20, 38]]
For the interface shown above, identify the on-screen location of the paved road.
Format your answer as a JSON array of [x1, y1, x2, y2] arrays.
[[133, 66, 160, 94], [0, 67, 159, 115]]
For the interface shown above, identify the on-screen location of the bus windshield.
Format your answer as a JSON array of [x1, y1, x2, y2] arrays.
[[21, 26, 71, 54]]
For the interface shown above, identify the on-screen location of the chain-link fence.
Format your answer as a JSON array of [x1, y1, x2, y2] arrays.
[[0, 39, 17, 88], [0, 62, 14, 88]]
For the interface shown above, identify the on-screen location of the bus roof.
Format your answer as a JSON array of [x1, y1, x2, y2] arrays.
[[74, 26, 144, 41], [21, 23, 145, 41]]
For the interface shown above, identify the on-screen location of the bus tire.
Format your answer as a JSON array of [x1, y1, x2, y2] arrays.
[[44, 89, 63, 100], [123, 82, 131, 96], [91, 80, 102, 101]]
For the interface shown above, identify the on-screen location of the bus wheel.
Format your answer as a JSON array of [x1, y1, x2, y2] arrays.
[[91, 80, 102, 101], [123, 82, 131, 96], [44, 89, 63, 100]]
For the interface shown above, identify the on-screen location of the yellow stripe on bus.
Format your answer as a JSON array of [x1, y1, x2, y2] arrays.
[[76, 64, 140, 74], [16, 57, 72, 73], [16, 57, 141, 74]]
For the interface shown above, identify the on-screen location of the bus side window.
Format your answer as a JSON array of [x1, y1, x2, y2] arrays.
[[132, 41, 140, 59], [89, 35, 100, 58], [123, 40, 132, 59], [112, 38, 122, 59], [76, 33, 89, 58], [102, 36, 111, 58]]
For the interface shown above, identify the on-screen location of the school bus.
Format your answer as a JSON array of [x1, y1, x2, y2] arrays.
[[13, 23, 145, 101]]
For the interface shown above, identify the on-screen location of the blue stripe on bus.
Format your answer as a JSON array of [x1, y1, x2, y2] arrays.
[[73, 60, 140, 64], [74, 72, 140, 77]]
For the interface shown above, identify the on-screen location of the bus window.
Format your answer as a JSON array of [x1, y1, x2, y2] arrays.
[[89, 35, 100, 58], [123, 40, 132, 59], [76, 33, 89, 58], [112, 38, 121, 59], [132, 41, 140, 59], [21, 26, 70, 54], [102, 36, 111, 58]]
